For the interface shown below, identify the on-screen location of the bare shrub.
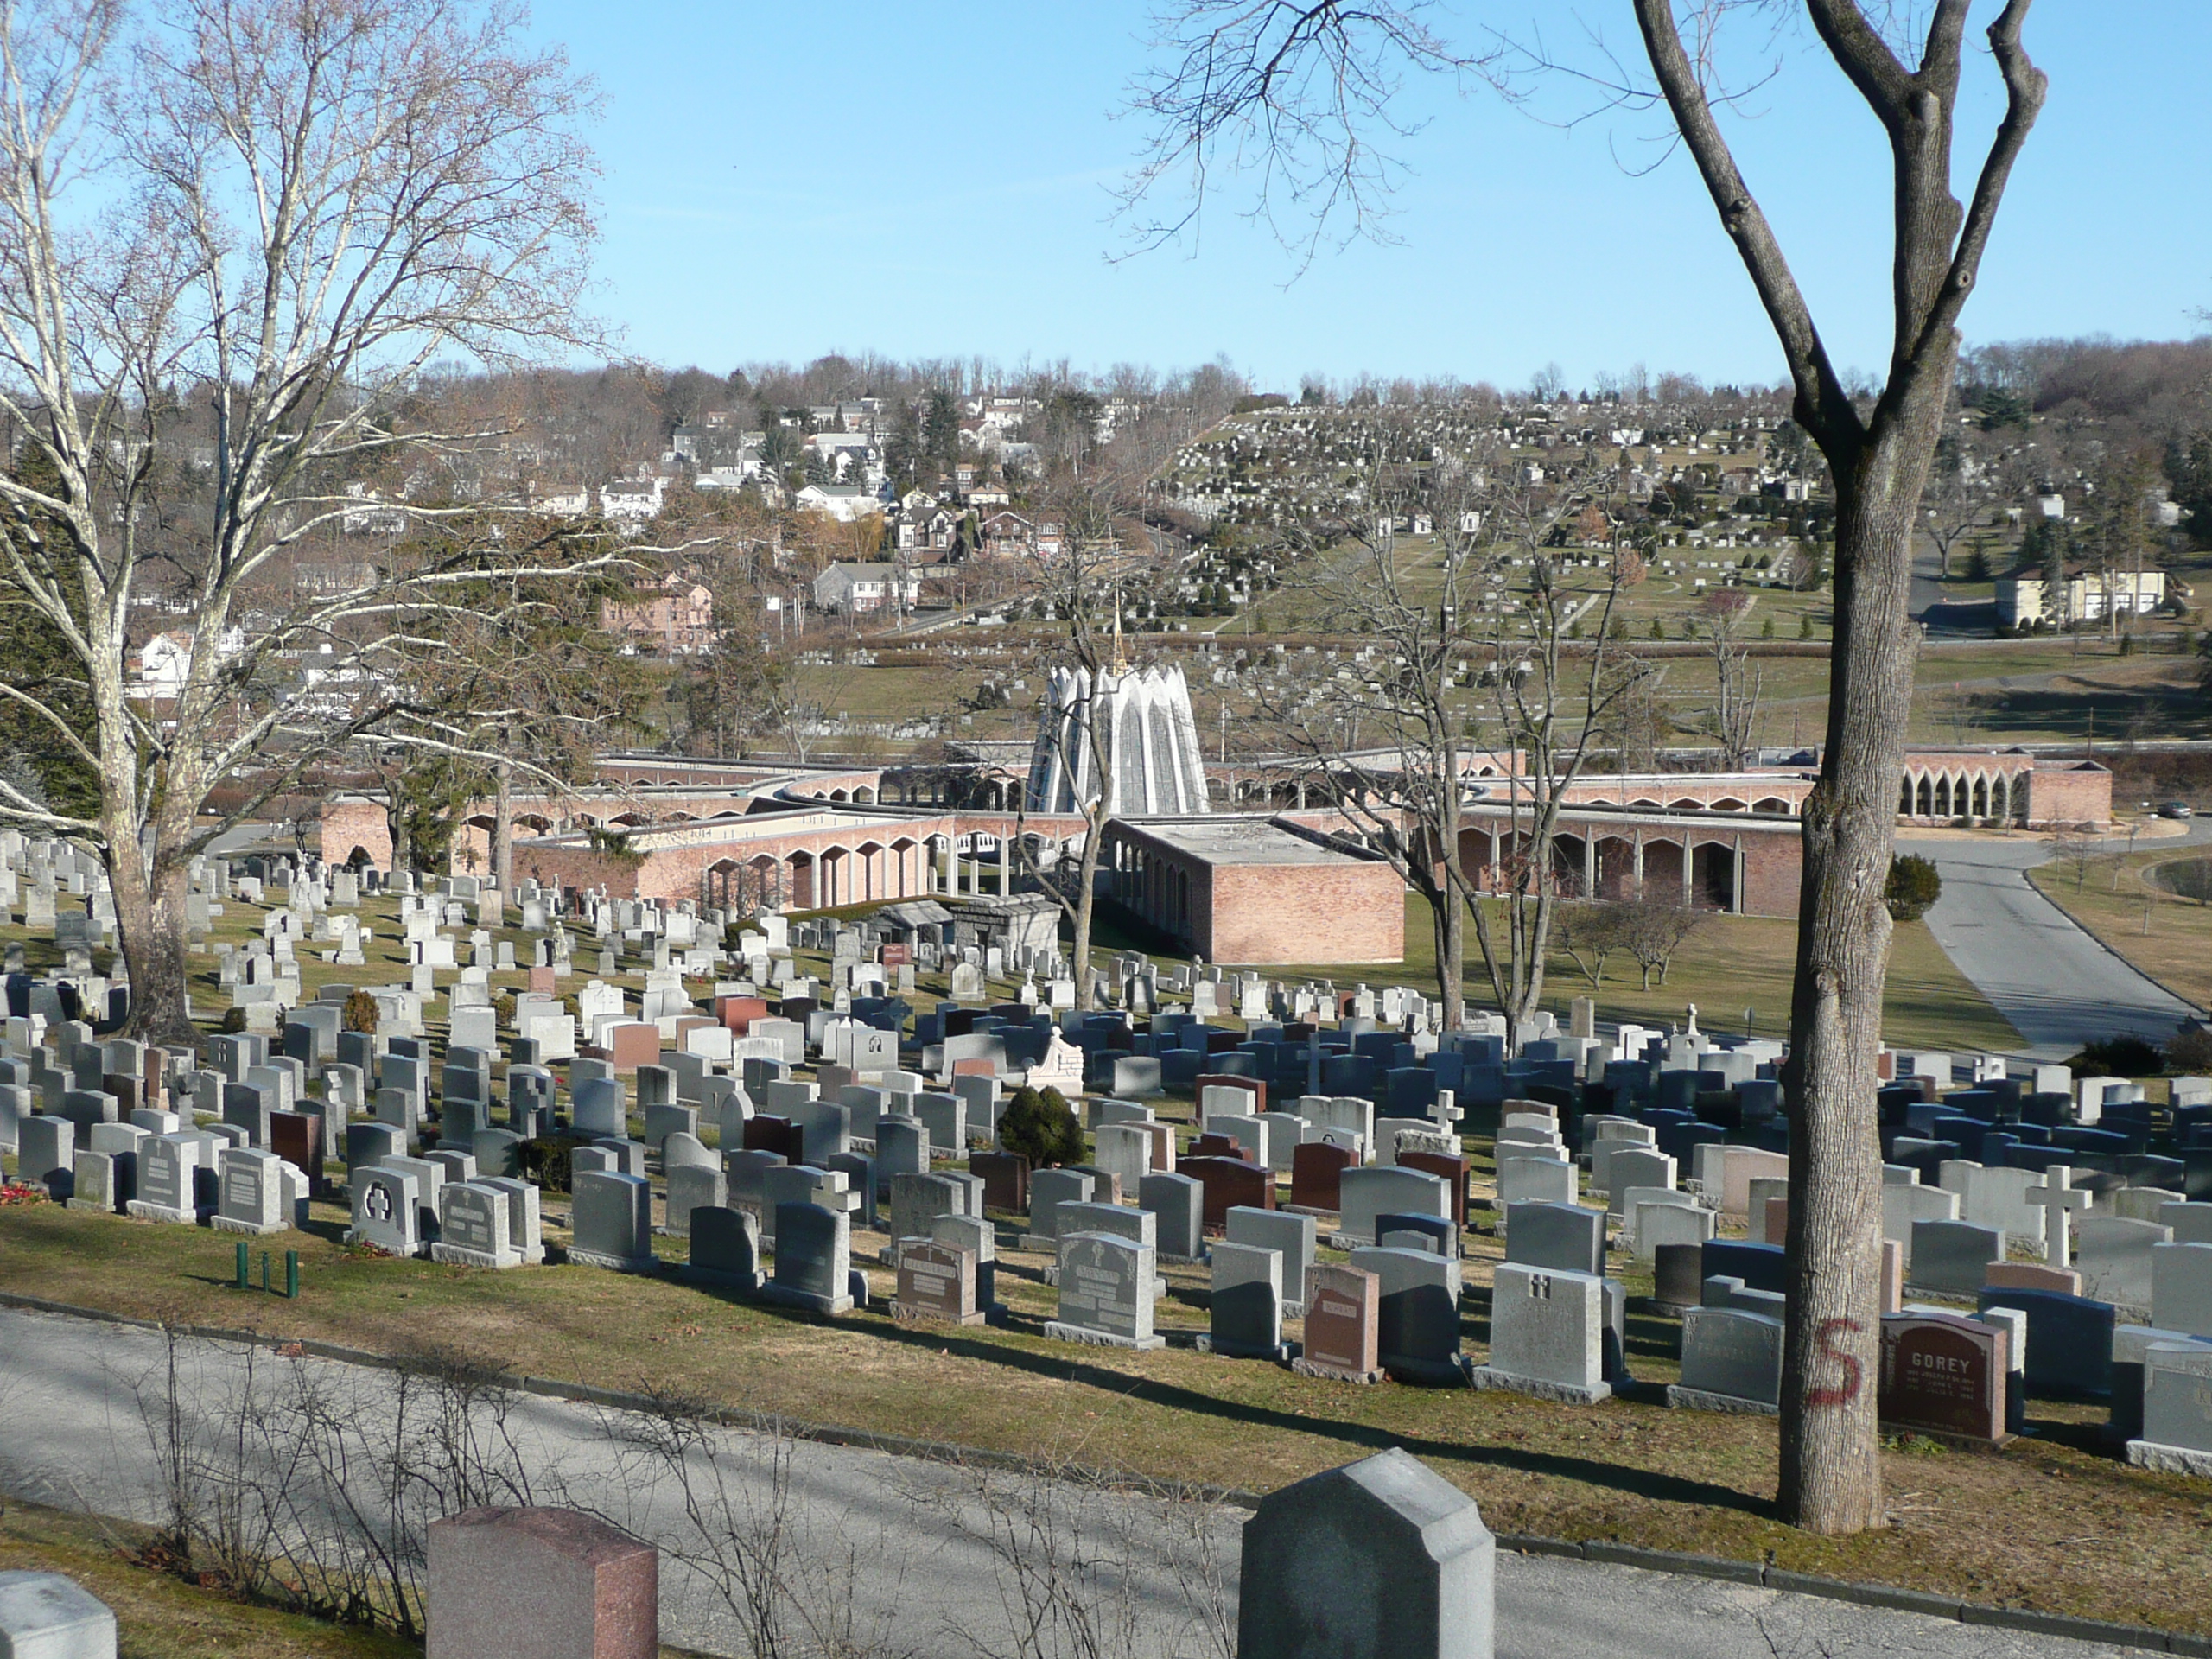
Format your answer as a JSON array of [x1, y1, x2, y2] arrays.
[[130, 1330, 556, 1637]]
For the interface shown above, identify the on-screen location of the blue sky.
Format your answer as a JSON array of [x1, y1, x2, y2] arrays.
[[524, 3, 2209, 392]]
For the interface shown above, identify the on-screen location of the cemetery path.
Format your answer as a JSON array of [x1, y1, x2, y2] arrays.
[[0, 1308, 2156, 1659], [1898, 832, 2202, 1059]]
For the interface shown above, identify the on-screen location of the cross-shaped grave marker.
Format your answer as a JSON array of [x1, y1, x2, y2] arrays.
[[2027, 1165, 2091, 1268], [365, 1184, 393, 1224]]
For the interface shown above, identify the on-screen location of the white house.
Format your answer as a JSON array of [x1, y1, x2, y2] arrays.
[[1997, 569, 2166, 627], [599, 474, 668, 521], [812, 562, 921, 615], [794, 483, 880, 523], [131, 626, 244, 698]]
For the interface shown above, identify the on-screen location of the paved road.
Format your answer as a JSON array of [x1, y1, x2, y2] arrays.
[[0, 1308, 2164, 1658], [1899, 826, 2207, 1060]]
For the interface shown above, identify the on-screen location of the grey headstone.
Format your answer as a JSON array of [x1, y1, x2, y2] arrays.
[[1226, 1206, 1316, 1309], [762, 1200, 853, 1313], [1671, 1306, 1785, 1412], [1237, 1448, 1494, 1659], [1473, 1262, 1610, 1403], [1206, 1241, 1287, 1358], [687, 1205, 765, 1291], [569, 1171, 654, 1271], [1908, 1219, 2005, 1297], [1047, 1231, 1160, 1349], [1140, 1171, 1205, 1263]]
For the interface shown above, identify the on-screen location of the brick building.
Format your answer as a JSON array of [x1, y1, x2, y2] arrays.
[[1458, 804, 1804, 918], [1103, 817, 1406, 965]]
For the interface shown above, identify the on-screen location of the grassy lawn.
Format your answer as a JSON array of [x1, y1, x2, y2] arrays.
[[2027, 843, 2212, 1016], [1098, 893, 2021, 1055], [2, 1198, 2206, 1639], [0, 1498, 423, 1659]]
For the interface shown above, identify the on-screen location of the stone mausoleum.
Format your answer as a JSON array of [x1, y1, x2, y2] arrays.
[[1026, 660, 1210, 817]]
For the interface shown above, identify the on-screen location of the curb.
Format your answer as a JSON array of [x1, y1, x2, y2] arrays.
[[2013, 861, 2209, 1021], [1494, 1537, 2198, 1654], [3, 1291, 2203, 1654]]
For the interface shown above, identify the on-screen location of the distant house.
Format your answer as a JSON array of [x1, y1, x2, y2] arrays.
[[808, 431, 875, 478], [894, 502, 958, 554], [795, 482, 881, 523], [813, 562, 921, 615], [340, 482, 409, 537], [978, 511, 1038, 558], [599, 474, 667, 521], [528, 484, 592, 518], [600, 574, 718, 654], [1997, 569, 2165, 628], [130, 626, 244, 698]]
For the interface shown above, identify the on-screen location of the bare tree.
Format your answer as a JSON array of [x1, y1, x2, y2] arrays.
[[1463, 468, 1639, 1036], [0, 0, 607, 1040], [1255, 433, 1634, 1032], [1688, 588, 1764, 769], [1124, 0, 2046, 1537], [1922, 432, 1983, 579], [1619, 897, 1706, 990], [2045, 822, 2098, 892], [1554, 901, 1627, 989], [1009, 467, 1173, 1009], [1251, 437, 1492, 1027]]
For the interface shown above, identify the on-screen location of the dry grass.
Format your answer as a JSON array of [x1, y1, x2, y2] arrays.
[[2027, 843, 2212, 1016], [3, 1199, 2209, 1638], [0, 1498, 422, 1659]]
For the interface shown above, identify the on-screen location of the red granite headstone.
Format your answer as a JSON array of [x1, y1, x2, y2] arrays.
[[1878, 1313, 2008, 1443], [1190, 1133, 1249, 1162], [892, 1238, 983, 1326], [1137, 1120, 1176, 1175], [1879, 1238, 1904, 1314], [743, 1115, 802, 1164], [1762, 1194, 1789, 1246], [1293, 1263, 1383, 1382], [604, 1022, 661, 1074], [1396, 1150, 1469, 1226], [1183, 1154, 1273, 1231], [715, 995, 771, 1034], [270, 1110, 326, 1197], [951, 1058, 996, 1078], [1984, 1260, 2082, 1296], [427, 1505, 657, 1659], [969, 1151, 1030, 1215], [529, 965, 557, 996], [1289, 1142, 1355, 1212]]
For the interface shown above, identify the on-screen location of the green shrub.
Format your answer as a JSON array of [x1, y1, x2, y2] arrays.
[[996, 1085, 1084, 1167], [2065, 1034, 2166, 1078], [2167, 1021, 2212, 1074], [519, 1135, 591, 1193], [341, 988, 379, 1033], [1884, 854, 1942, 922], [219, 1007, 247, 1034]]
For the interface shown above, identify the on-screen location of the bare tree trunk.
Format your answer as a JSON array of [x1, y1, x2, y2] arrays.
[[1431, 888, 1463, 1025], [111, 826, 197, 1044], [1071, 805, 1106, 1012], [1777, 467, 1919, 1535], [492, 754, 513, 897]]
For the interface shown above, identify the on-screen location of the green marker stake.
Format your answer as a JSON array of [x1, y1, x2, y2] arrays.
[[285, 1250, 300, 1300], [234, 1241, 250, 1289], [260, 1251, 270, 1293]]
